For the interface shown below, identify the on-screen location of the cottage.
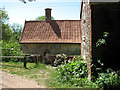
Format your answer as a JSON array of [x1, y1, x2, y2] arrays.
[[20, 8, 81, 57], [20, 1, 120, 69]]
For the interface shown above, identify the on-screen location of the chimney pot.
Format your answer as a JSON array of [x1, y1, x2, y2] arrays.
[[45, 8, 52, 20]]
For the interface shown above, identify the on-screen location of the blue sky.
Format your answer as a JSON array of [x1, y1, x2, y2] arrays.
[[1, 0, 81, 26]]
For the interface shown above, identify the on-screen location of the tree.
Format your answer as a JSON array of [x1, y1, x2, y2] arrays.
[[2, 24, 12, 42], [11, 23, 23, 41], [0, 8, 23, 56], [1, 40, 23, 56], [0, 9, 9, 23], [1, 23, 23, 56], [0, 8, 12, 42], [1, 22, 23, 56], [36, 15, 54, 20]]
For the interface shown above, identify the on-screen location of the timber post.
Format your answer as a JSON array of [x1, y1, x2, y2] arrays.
[[37, 54, 39, 65], [34, 55, 37, 65], [24, 55, 27, 68]]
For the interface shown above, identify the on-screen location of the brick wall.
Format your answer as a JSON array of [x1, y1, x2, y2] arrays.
[[81, 1, 91, 60]]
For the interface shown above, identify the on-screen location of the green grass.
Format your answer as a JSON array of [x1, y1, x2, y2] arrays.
[[3, 61, 118, 88], [0, 61, 98, 88], [1, 61, 70, 88], [1, 61, 56, 87]]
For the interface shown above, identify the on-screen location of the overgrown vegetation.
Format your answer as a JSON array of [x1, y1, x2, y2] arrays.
[[96, 69, 120, 89], [53, 56, 95, 88], [49, 56, 120, 88]]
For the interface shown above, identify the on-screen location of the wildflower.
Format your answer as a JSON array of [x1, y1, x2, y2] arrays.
[[69, 58, 71, 60]]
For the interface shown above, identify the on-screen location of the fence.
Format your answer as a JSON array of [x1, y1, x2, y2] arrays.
[[0, 55, 55, 68]]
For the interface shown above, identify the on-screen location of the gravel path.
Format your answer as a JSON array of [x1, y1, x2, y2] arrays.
[[0, 71, 45, 88]]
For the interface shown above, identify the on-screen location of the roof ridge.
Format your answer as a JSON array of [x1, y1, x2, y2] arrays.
[[25, 20, 81, 22]]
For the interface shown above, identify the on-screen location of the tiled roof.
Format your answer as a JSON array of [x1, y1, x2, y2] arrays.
[[20, 20, 81, 44]]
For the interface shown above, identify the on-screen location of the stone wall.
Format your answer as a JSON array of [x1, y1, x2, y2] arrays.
[[22, 43, 81, 56]]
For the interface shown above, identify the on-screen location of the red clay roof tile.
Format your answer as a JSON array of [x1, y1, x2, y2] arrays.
[[20, 20, 81, 44]]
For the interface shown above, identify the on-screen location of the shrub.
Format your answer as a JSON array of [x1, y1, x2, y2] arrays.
[[53, 55, 120, 88], [53, 54, 67, 66], [55, 56, 90, 87], [96, 68, 120, 89]]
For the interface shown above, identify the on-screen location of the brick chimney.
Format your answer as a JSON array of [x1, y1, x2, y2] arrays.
[[45, 8, 52, 20]]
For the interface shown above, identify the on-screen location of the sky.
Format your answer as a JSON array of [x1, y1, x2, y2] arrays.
[[1, 0, 81, 26]]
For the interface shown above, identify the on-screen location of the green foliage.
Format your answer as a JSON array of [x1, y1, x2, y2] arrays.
[[52, 55, 120, 88], [54, 54, 67, 66], [92, 60, 104, 74], [96, 39, 106, 47], [1, 23, 23, 56], [36, 15, 54, 20], [11, 23, 23, 41], [0, 8, 9, 23], [0, 8, 12, 42], [96, 32, 109, 47], [103, 32, 109, 38], [96, 68, 120, 88], [1, 40, 23, 56], [2, 24, 13, 42], [92, 61, 120, 89], [1, 9, 23, 56], [55, 56, 92, 87]]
